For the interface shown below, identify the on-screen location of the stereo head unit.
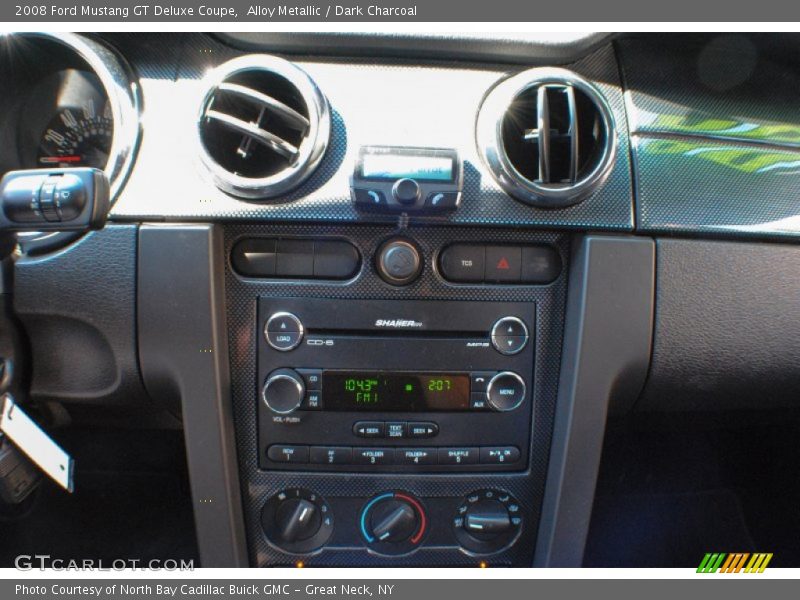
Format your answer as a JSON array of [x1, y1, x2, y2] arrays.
[[257, 298, 535, 473]]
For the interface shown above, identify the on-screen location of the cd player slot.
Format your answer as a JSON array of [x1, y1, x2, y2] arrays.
[[306, 328, 485, 340]]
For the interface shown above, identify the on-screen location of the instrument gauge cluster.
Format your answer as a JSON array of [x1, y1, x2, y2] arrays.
[[0, 33, 140, 246]]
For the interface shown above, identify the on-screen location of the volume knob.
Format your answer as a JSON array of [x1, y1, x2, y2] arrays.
[[262, 368, 305, 414]]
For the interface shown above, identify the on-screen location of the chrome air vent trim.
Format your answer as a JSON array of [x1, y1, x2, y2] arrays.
[[196, 54, 330, 200], [476, 67, 616, 208]]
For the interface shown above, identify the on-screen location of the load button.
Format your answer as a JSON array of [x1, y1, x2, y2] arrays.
[[264, 312, 304, 352]]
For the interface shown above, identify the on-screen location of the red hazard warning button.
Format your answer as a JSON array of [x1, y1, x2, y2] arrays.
[[485, 246, 521, 282]]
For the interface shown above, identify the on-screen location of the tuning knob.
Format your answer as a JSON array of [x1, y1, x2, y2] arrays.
[[454, 490, 522, 554], [261, 488, 333, 553], [262, 368, 305, 414], [360, 491, 427, 555]]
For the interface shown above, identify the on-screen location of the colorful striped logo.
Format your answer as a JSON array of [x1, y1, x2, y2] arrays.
[[697, 553, 773, 573]]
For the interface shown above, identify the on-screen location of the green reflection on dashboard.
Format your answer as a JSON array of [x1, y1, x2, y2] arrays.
[[643, 114, 800, 145], [641, 138, 800, 174]]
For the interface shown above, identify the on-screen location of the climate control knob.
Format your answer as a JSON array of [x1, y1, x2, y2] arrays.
[[370, 499, 418, 542], [464, 499, 512, 539], [276, 498, 320, 542], [261, 488, 334, 553], [454, 490, 522, 554], [262, 368, 305, 414], [360, 491, 427, 555], [485, 371, 526, 412]]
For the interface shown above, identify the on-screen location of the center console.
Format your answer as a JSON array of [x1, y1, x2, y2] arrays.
[[223, 223, 569, 567]]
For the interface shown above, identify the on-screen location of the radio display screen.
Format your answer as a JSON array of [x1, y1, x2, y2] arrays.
[[322, 371, 471, 411], [359, 153, 455, 182]]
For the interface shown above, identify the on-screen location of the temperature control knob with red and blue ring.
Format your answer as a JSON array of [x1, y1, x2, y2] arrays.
[[360, 491, 427, 555]]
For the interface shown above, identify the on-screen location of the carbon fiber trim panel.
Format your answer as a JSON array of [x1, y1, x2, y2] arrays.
[[618, 34, 800, 239], [102, 33, 632, 231], [224, 223, 568, 567], [619, 35, 800, 148], [632, 136, 800, 238]]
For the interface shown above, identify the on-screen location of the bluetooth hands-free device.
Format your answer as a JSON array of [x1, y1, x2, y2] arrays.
[[351, 146, 462, 213]]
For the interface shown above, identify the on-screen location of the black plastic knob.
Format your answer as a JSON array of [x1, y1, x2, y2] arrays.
[[454, 490, 522, 554], [464, 499, 512, 540], [369, 499, 419, 543], [376, 239, 422, 285], [53, 173, 87, 221], [361, 492, 427, 555], [261, 488, 334, 553], [275, 498, 321, 542], [262, 368, 305, 414], [392, 178, 420, 205]]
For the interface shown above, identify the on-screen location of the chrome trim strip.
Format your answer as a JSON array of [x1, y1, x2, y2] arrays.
[[632, 128, 800, 153], [565, 85, 579, 183], [536, 85, 551, 183]]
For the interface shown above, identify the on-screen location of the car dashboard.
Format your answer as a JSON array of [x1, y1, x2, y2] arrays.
[[1, 32, 799, 569]]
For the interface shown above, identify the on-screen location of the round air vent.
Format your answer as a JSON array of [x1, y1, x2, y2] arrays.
[[476, 67, 616, 208], [197, 55, 330, 200]]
